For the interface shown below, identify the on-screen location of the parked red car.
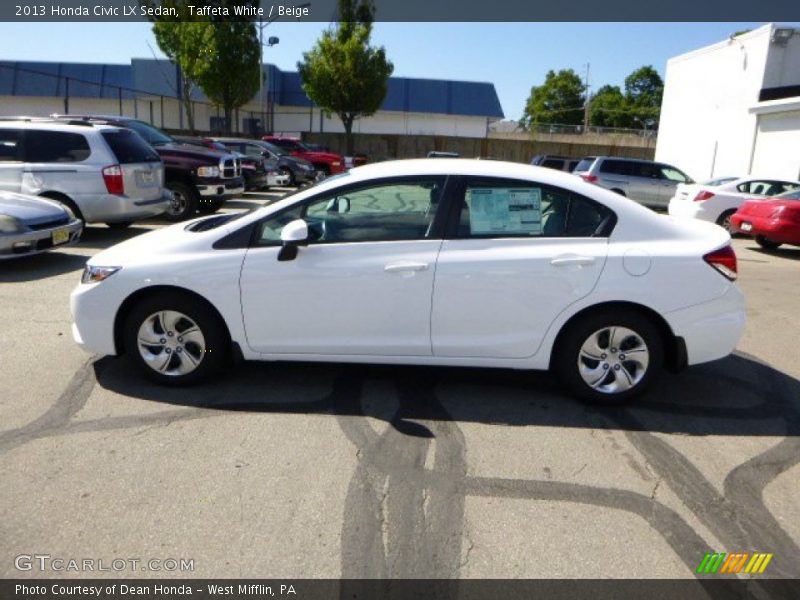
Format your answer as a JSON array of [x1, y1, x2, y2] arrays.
[[730, 189, 800, 250], [262, 136, 345, 175]]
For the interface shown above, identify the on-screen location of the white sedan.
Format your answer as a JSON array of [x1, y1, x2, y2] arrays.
[[668, 176, 800, 232], [70, 159, 746, 404]]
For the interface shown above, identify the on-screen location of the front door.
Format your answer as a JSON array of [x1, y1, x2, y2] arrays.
[[240, 176, 447, 356]]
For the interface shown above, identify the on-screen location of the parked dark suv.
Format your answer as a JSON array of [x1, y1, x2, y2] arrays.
[[53, 115, 244, 220]]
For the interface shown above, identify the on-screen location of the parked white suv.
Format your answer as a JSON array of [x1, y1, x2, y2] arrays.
[[0, 118, 171, 227]]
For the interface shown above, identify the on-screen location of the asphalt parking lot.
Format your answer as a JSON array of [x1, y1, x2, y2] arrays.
[[1, 190, 799, 584]]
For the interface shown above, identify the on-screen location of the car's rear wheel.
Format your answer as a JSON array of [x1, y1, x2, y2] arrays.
[[164, 182, 198, 221], [553, 310, 663, 404], [755, 235, 782, 250], [123, 293, 229, 385], [716, 209, 737, 234]]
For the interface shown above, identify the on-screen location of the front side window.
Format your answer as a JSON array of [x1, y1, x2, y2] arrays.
[[660, 166, 689, 183], [255, 178, 444, 246], [24, 130, 91, 163], [456, 178, 614, 239]]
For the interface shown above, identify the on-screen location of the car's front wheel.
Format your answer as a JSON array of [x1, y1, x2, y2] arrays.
[[164, 182, 198, 222], [123, 293, 230, 385], [553, 310, 663, 404]]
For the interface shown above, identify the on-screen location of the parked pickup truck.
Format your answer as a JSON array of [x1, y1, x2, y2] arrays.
[[53, 115, 244, 220], [262, 135, 345, 176]]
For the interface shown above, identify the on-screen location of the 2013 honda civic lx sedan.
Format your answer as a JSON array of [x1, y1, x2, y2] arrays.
[[70, 159, 746, 404]]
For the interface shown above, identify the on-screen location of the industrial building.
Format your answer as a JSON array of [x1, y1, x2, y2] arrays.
[[0, 58, 504, 138], [656, 23, 800, 181]]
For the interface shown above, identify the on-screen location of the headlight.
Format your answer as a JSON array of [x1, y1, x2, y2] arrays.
[[197, 166, 220, 178], [81, 265, 121, 284], [0, 215, 24, 234]]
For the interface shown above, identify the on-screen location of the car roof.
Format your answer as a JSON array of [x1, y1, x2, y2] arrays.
[[0, 118, 120, 132]]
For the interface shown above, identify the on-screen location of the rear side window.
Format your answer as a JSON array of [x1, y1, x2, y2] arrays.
[[574, 158, 596, 172], [541, 158, 565, 170], [101, 130, 160, 164], [0, 129, 22, 161], [600, 159, 636, 176], [24, 130, 90, 163], [455, 178, 615, 238]]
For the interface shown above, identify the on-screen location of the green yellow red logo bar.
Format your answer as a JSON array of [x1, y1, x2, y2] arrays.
[[696, 552, 773, 574]]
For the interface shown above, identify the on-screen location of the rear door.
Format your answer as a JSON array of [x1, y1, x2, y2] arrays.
[[101, 129, 163, 202], [431, 177, 613, 359]]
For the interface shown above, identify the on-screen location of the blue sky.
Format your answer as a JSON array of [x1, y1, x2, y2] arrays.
[[0, 22, 781, 119]]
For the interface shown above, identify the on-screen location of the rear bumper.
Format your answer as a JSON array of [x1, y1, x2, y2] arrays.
[[663, 285, 746, 366], [667, 199, 715, 222], [730, 214, 800, 244], [78, 192, 171, 224], [267, 172, 291, 186]]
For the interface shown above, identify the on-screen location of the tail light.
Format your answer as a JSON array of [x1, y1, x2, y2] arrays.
[[703, 244, 738, 281], [102, 165, 124, 195], [694, 190, 715, 202], [580, 174, 598, 183]]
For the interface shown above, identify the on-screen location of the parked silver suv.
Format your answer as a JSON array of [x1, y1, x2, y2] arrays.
[[573, 156, 693, 209], [0, 118, 171, 227]]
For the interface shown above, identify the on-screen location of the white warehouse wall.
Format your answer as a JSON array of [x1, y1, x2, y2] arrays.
[[655, 25, 773, 180]]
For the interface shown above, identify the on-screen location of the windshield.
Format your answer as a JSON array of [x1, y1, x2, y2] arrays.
[[123, 120, 174, 146], [775, 189, 800, 201]]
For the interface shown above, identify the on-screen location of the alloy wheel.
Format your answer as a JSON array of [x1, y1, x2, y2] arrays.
[[577, 326, 650, 394], [137, 310, 206, 376]]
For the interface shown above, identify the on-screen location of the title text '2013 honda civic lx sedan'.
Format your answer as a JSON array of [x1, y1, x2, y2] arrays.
[[70, 159, 746, 404]]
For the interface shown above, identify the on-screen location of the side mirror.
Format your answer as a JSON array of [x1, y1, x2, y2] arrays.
[[326, 197, 351, 214], [278, 219, 308, 262]]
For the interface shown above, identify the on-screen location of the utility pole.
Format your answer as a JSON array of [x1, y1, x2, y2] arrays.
[[583, 62, 591, 134]]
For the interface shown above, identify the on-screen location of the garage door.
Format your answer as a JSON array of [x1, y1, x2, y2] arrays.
[[751, 111, 800, 180]]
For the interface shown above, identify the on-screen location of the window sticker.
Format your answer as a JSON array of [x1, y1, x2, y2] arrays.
[[468, 187, 542, 235]]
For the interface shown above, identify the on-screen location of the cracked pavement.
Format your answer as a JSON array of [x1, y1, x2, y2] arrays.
[[1, 194, 799, 593]]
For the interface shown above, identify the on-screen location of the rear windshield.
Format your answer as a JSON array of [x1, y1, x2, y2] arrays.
[[102, 130, 160, 164], [574, 158, 596, 172]]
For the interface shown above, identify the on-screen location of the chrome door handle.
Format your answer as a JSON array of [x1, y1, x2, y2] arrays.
[[384, 261, 429, 273], [550, 256, 596, 266]]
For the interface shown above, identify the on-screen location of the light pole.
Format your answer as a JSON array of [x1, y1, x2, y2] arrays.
[[258, 18, 279, 135]]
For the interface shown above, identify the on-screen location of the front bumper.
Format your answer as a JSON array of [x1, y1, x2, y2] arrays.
[[731, 214, 800, 245], [267, 172, 291, 187], [0, 218, 83, 259], [197, 176, 246, 198], [663, 285, 746, 366]]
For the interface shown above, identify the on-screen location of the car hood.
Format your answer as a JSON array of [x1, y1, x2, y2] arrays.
[[297, 150, 342, 162], [156, 143, 231, 161], [0, 191, 67, 222]]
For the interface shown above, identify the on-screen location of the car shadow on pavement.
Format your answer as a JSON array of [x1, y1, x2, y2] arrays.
[[93, 351, 800, 439], [0, 252, 88, 282], [75, 225, 153, 250], [750, 246, 800, 261]]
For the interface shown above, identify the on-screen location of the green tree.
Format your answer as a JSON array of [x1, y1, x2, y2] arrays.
[[197, 15, 261, 134], [624, 65, 664, 124], [147, 2, 213, 134], [520, 69, 585, 128], [297, 0, 394, 156], [588, 85, 634, 128]]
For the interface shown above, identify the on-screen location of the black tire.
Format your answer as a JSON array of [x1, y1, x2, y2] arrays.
[[106, 221, 133, 229], [164, 181, 199, 222], [755, 235, 782, 250], [553, 310, 663, 404], [280, 167, 295, 186], [123, 292, 230, 386], [197, 198, 225, 215], [716, 209, 736, 234]]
